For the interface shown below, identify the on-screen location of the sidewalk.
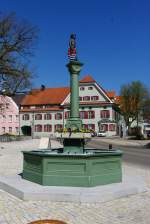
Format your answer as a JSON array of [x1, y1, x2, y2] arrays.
[[94, 136, 150, 147]]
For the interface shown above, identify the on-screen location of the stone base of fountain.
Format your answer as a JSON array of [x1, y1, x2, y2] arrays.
[[23, 148, 122, 187]]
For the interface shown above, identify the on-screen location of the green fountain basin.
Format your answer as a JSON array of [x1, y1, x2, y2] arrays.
[[22, 149, 122, 187]]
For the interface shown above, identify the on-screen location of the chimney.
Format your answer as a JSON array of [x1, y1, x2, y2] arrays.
[[41, 85, 45, 91]]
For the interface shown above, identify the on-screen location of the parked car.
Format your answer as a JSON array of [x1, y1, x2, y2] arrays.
[[147, 131, 150, 138], [97, 131, 106, 137], [91, 131, 97, 137]]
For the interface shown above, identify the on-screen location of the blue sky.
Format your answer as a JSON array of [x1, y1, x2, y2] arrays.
[[1, 0, 150, 94]]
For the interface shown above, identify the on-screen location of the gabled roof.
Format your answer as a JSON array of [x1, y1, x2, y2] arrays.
[[21, 87, 70, 105], [106, 91, 116, 99], [80, 75, 96, 83]]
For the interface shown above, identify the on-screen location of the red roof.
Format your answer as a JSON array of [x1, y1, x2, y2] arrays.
[[115, 96, 121, 104], [21, 87, 70, 105], [80, 75, 96, 83], [106, 91, 116, 99]]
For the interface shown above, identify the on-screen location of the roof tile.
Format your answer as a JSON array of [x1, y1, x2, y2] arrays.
[[21, 87, 70, 105], [80, 75, 96, 83]]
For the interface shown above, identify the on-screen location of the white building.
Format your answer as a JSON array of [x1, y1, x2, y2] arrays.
[[20, 75, 120, 137]]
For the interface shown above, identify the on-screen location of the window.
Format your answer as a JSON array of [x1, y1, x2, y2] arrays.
[[79, 111, 95, 119], [100, 110, 110, 118], [80, 111, 85, 119], [44, 124, 52, 132], [79, 97, 82, 101], [55, 113, 62, 120], [22, 114, 29, 120], [45, 105, 51, 108], [35, 125, 42, 132], [16, 115, 19, 122], [15, 127, 19, 133], [109, 124, 116, 131], [2, 127, 5, 133], [88, 111, 95, 119], [82, 124, 88, 129], [44, 113, 51, 120], [80, 87, 85, 91], [35, 105, 43, 109], [2, 115, 6, 122], [35, 114, 42, 120], [9, 127, 12, 133], [55, 124, 63, 131], [83, 96, 90, 101], [91, 96, 99, 101], [6, 103, 9, 109], [88, 124, 95, 130], [65, 111, 70, 119], [8, 115, 12, 122], [88, 86, 93, 90], [100, 124, 108, 131]]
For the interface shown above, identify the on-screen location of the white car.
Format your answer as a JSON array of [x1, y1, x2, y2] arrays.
[[97, 131, 106, 137]]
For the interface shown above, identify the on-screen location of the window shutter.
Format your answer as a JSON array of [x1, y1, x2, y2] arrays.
[[50, 125, 52, 132], [85, 111, 88, 119], [92, 124, 95, 130], [100, 110, 103, 118], [65, 112, 67, 119], [105, 124, 108, 131], [92, 111, 95, 119], [107, 110, 110, 118]]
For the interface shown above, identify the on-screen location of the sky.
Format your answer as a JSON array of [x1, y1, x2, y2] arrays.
[[1, 0, 150, 94]]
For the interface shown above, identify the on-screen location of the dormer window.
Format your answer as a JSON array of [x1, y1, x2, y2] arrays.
[[80, 87, 85, 91]]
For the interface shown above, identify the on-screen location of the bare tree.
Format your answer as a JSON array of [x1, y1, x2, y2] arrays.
[[120, 81, 150, 133], [0, 12, 38, 95]]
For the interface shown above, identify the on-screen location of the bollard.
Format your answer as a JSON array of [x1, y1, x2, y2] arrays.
[[28, 220, 67, 224], [109, 144, 112, 150]]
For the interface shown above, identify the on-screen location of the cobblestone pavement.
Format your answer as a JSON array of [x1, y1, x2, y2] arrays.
[[0, 139, 150, 224]]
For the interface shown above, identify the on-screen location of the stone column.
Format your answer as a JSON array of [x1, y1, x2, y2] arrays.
[[66, 60, 83, 130]]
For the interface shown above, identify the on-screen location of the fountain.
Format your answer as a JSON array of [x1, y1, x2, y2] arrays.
[[22, 34, 122, 187]]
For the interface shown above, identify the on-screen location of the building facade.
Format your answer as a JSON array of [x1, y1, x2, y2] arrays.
[[20, 75, 120, 138], [0, 95, 19, 135]]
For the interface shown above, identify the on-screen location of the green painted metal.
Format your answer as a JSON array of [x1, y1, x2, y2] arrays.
[[23, 150, 122, 187], [63, 138, 84, 153], [66, 61, 83, 130]]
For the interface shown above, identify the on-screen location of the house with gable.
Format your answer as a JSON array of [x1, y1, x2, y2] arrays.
[[0, 95, 19, 135], [20, 75, 121, 137]]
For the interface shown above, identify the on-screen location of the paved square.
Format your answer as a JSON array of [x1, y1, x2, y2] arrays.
[[0, 139, 150, 224]]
